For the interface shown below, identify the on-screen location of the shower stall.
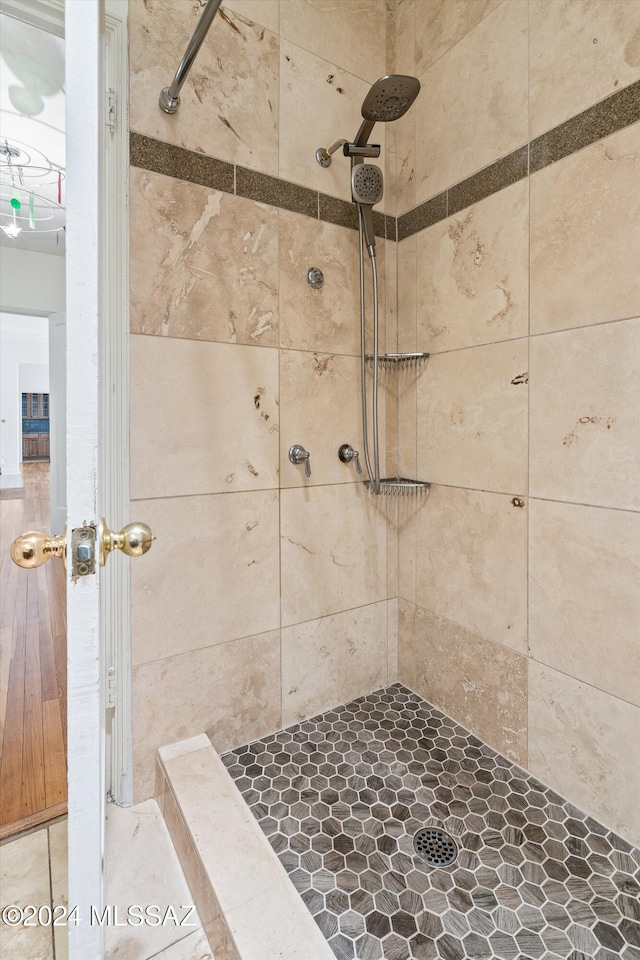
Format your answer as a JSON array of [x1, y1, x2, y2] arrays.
[[125, 2, 640, 959]]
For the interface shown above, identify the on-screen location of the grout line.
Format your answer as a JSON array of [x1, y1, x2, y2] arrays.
[[411, 600, 640, 712]]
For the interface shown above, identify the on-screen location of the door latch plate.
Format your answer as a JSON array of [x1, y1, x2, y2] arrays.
[[71, 524, 97, 576]]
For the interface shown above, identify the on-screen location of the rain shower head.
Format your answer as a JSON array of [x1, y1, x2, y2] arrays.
[[351, 164, 384, 257], [361, 75, 421, 123], [316, 74, 420, 167], [353, 74, 420, 148]]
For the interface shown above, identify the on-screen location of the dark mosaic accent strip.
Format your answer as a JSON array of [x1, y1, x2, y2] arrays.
[[530, 80, 640, 175], [236, 165, 317, 218], [224, 683, 640, 960], [132, 81, 639, 245], [448, 145, 529, 216], [319, 193, 359, 231], [129, 131, 234, 194], [397, 192, 447, 241]]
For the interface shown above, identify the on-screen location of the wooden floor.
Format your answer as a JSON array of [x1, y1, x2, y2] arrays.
[[0, 462, 67, 839]]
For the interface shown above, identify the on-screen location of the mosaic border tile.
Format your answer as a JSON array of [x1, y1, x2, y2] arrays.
[[130, 80, 640, 241], [224, 683, 640, 960]]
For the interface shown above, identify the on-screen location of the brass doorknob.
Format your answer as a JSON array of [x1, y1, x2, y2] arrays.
[[11, 520, 153, 572], [99, 518, 153, 566], [10, 529, 67, 568]]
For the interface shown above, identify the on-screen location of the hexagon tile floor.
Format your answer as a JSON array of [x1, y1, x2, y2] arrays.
[[223, 684, 640, 960]]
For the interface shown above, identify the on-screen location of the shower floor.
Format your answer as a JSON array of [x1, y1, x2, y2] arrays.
[[223, 684, 640, 960]]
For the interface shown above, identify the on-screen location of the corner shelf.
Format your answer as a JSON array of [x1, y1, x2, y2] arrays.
[[365, 352, 429, 369], [365, 477, 431, 497]]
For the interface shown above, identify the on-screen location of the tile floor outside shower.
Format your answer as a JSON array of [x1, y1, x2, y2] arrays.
[[223, 684, 640, 960]]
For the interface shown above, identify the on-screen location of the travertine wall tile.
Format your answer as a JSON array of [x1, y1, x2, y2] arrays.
[[130, 1, 279, 173], [529, 499, 640, 706], [415, 1, 528, 202], [415, 486, 528, 653], [400, 605, 528, 766], [281, 601, 389, 726], [131, 491, 280, 665], [529, 318, 640, 511], [528, 662, 640, 847], [226, 0, 279, 34], [279, 210, 377, 355], [130, 169, 279, 347], [396, 0, 416, 76], [417, 338, 529, 493], [280, 0, 386, 84], [281, 483, 387, 627], [279, 350, 366, 487], [279, 40, 387, 209], [415, 0, 502, 76], [530, 0, 640, 139], [417, 179, 529, 353], [132, 631, 282, 801], [530, 125, 640, 335], [130, 335, 279, 499]]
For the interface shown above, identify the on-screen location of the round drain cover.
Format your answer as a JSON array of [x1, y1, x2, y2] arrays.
[[413, 827, 458, 867]]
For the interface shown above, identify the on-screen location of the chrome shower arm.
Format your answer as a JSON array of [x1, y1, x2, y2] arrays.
[[159, 0, 223, 114]]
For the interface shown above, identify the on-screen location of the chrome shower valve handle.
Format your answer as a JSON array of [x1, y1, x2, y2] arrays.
[[289, 444, 311, 478], [338, 443, 362, 475]]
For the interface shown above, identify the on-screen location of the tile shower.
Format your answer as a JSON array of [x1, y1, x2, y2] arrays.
[[128, 1, 640, 957]]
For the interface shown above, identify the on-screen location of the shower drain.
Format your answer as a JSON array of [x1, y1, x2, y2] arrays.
[[413, 827, 458, 867]]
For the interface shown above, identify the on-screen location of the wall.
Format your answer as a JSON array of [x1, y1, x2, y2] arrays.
[[128, 0, 400, 800], [396, 0, 640, 845], [0, 247, 65, 316], [0, 313, 49, 486]]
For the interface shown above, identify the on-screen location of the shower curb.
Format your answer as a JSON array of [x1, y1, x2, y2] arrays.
[[156, 735, 335, 960]]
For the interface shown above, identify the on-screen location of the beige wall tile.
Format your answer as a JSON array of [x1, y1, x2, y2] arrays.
[[279, 211, 371, 355], [279, 350, 364, 487], [398, 499, 418, 602], [417, 338, 529, 493], [130, 1, 279, 173], [529, 499, 640, 706], [281, 601, 389, 725], [398, 236, 417, 352], [280, 0, 386, 84], [131, 491, 279, 665], [279, 40, 387, 208], [281, 483, 388, 627], [528, 662, 640, 847], [417, 179, 529, 353], [400, 605, 528, 765], [396, 0, 416, 76], [415, 0, 502, 76], [394, 111, 418, 216], [387, 596, 399, 683], [415, 1, 528, 202], [415, 485, 528, 653], [397, 370, 418, 478], [130, 170, 278, 347], [132, 631, 282, 801], [529, 318, 640, 511], [530, 0, 640, 139], [130, 336, 279, 500], [530, 125, 640, 335], [225, 0, 279, 34]]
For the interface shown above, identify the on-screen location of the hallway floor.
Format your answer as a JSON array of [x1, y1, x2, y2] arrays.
[[0, 462, 67, 838], [225, 684, 640, 960]]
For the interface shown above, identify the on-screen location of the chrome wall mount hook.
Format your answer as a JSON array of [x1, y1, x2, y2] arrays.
[[289, 444, 311, 478]]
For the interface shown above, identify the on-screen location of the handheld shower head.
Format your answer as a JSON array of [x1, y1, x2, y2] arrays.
[[351, 164, 384, 257]]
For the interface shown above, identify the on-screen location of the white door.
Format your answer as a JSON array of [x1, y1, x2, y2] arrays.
[[48, 311, 66, 535], [6, 1, 131, 956]]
